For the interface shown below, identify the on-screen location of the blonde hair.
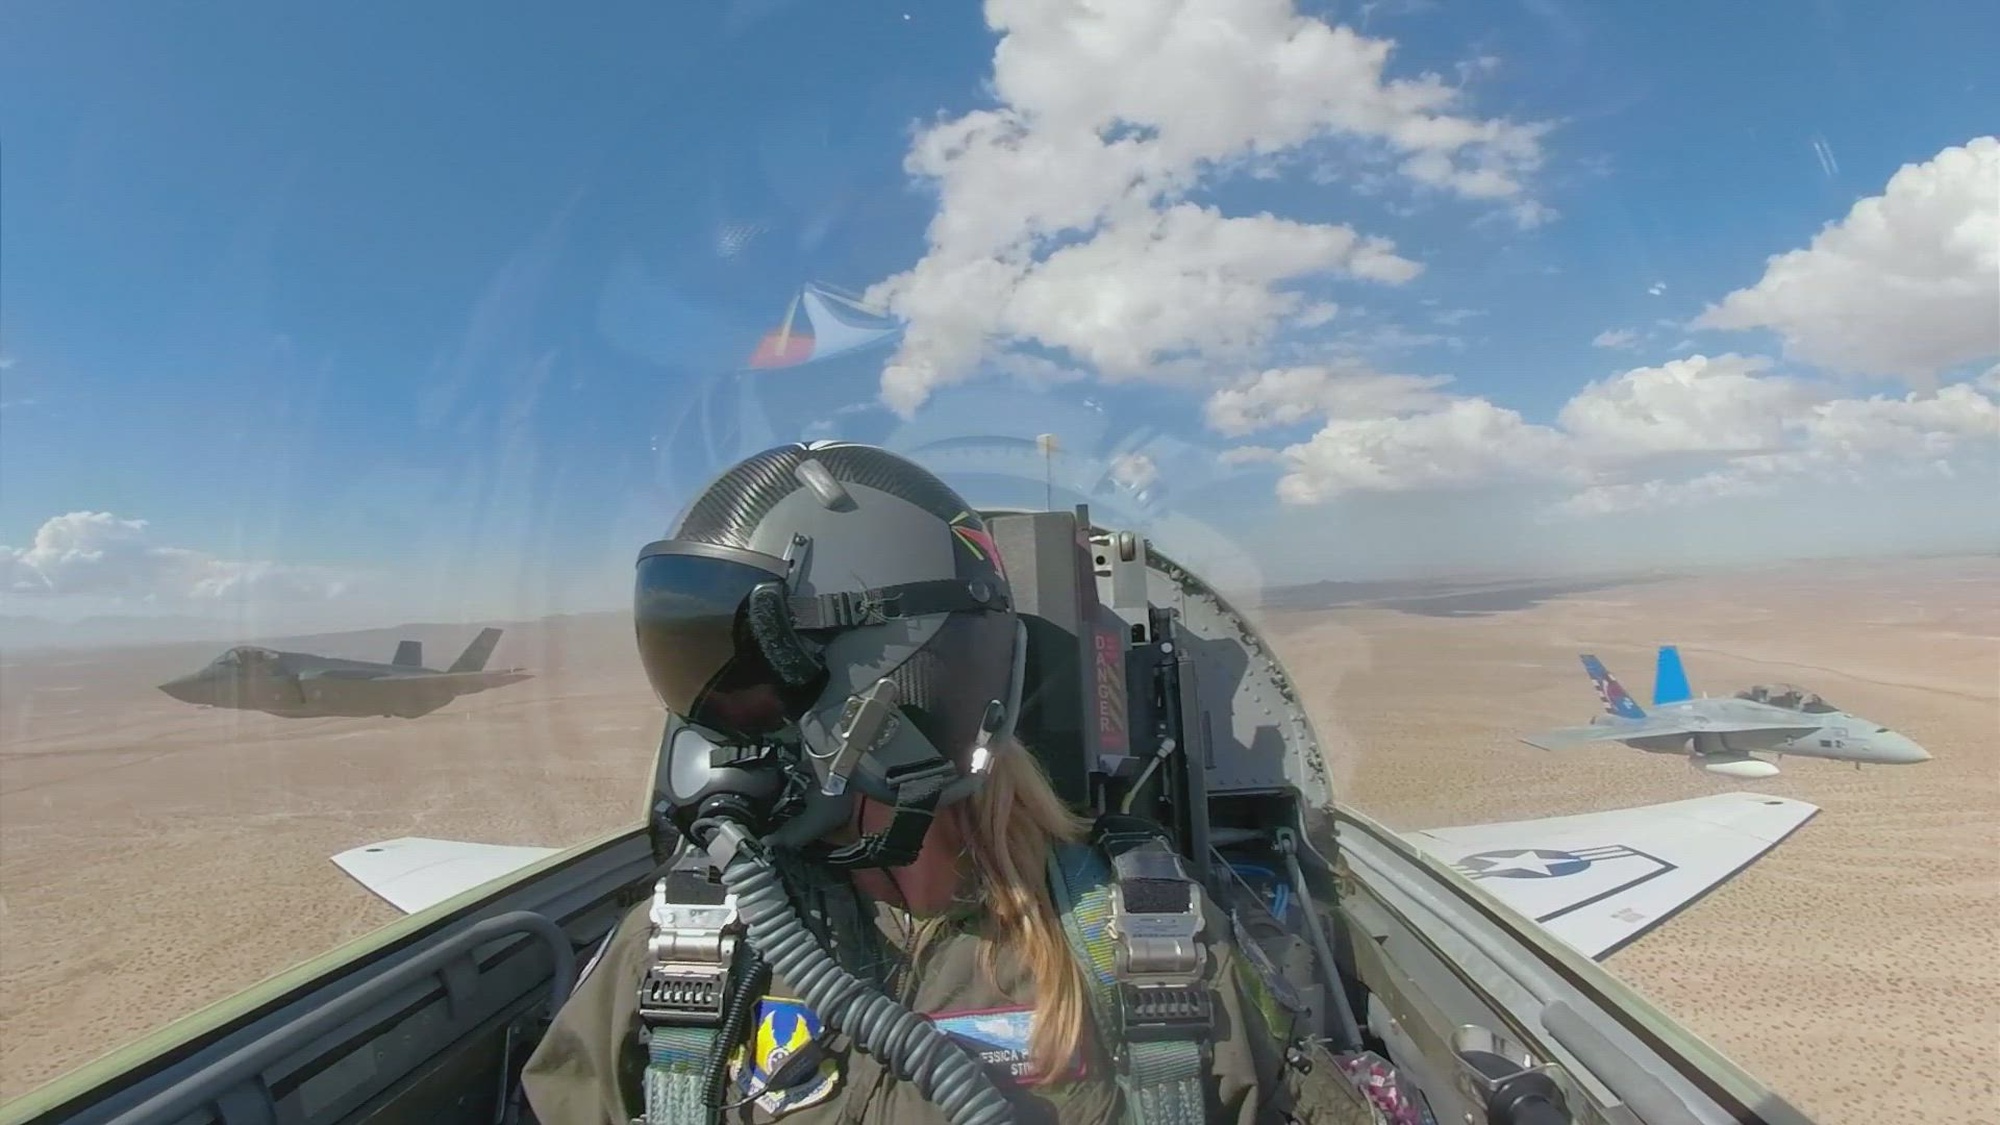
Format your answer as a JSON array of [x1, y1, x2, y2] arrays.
[[952, 737, 1093, 1082]]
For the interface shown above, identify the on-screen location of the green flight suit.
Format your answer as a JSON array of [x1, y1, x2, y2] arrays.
[[521, 873, 1380, 1125]]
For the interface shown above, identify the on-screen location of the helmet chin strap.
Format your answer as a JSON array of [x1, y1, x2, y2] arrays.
[[818, 768, 951, 870]]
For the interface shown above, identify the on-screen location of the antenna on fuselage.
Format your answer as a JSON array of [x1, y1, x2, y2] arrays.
[[1037, 432, 1059, 509]]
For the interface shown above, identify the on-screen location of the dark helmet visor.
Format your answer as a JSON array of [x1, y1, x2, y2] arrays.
[[633, 543, 825, 742]]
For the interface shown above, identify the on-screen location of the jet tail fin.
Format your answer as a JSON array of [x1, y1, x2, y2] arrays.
[[1653, 644, 1693, 705], [1580, 655, 1646, 719], [447, 627, 503, 673], [392, 640, 423, 668]]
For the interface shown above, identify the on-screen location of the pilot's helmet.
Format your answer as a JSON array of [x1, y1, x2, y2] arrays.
[[633, 441, 1021, 809]]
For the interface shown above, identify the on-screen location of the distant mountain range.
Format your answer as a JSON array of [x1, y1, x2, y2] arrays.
[[0, 573, 1664, 650], [5, 550, 1987, 653], [0, 613, 252, 651], [0, 611, 623, 654]]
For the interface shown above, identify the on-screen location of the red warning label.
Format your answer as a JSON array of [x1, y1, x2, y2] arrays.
[[1093, 627, 1129, 754]]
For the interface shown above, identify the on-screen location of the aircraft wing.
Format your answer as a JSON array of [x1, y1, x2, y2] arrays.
[[1402, 791, 1818, 959], [1520, 715, 1820, 751], [298, 668, 418, 682], [300, 668, 528, 684], [330, 790, 1818, 956], [431, 669, 534, 687], [331, 837, 561, 914]]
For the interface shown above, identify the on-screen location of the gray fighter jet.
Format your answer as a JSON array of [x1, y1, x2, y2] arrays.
[[1523, 645, 1931, 777], [156, 627, 532, 719]]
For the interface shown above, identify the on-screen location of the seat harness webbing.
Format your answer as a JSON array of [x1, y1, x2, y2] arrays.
[[635, 821, 1219, 1125], [634, 860, 738, 1125], [1048, 819, 1216, 1125]]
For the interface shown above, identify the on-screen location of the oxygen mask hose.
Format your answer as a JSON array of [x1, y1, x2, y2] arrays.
[[697, 820, 1014, 1125]]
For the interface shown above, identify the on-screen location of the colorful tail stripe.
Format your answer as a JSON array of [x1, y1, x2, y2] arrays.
[[949, 510, 1002, 575], [1580, 655, 1647, 719]]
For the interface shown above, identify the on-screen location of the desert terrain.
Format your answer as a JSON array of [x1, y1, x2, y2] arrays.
[[2, 554, 1995, 1124]]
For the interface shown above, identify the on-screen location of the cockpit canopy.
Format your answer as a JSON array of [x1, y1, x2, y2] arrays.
[[1735, 682, 1838, 714], [213, 646, 281, 669]]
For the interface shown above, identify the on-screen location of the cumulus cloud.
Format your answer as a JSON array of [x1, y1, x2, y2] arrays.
[[1211, 352, 2000, 511], [0, 512, 353, 603], [1694, 136, 2000, 383], [1109, 451, 1160, 490], [1200, 134, 2000, 516], [856, 7, 1992, 532], [868, 0, 1552, 414], [1801, 381, 2000, 459], [1546, 461, 1795, 518], [1551, 377, 1998, 518], [1557, 354, 1816, 457], [1204, 364, 1453, 437], [880, 204, 1420, 404], [1273, 397, 1577, 502]]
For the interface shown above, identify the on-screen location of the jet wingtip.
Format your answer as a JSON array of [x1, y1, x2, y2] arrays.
[[330, 837, 562, 915], [1518, 726, 1604, 751]]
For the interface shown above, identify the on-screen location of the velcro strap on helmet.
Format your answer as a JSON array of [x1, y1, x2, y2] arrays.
[[788, 577, 1009, 630]]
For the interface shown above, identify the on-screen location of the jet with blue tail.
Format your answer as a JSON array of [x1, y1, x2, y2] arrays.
[[1524, 645, 1932, 777]]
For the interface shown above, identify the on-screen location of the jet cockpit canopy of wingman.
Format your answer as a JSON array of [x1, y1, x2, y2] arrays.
[[1736, 683, 1839, 713]]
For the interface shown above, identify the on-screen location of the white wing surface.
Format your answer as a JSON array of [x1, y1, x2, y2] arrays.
[[1522, 717, 1820, 751], [1402, 791, 1818, 958], [330, 794, 1816, 953], [331, 837, 561, 914]]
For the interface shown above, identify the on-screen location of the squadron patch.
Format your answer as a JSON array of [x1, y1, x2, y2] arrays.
[[728, 997, 842, 1117], [931, 1005, 1085, 1085]]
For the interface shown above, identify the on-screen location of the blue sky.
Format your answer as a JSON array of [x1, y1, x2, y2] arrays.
[[2, 0, 1995, 631]]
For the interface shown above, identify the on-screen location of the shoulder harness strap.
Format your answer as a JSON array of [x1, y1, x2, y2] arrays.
[[1048, 815, 1213, 1125], [636, 857, 740, 1125]]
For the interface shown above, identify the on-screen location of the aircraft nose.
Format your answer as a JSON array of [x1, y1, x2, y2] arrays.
[[157, 674, 210, 704], [1873, 731, 1931, 763]]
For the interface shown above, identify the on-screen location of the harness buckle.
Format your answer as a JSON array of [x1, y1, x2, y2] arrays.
[[1107, 844, 1214, 1042], [636, 860, 740, 1029], [1116, 981, 1214, 1042]]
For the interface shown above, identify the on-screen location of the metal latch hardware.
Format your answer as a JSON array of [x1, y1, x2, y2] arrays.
[[636, 862, 741, 1029]]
